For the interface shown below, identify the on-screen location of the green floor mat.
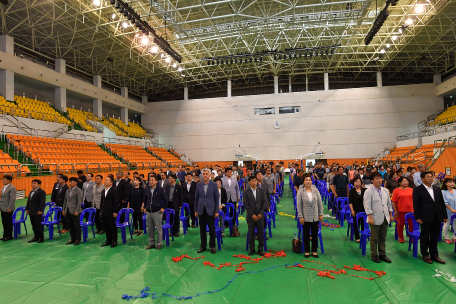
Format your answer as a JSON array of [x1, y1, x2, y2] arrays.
[[0, 182, 456, 303]]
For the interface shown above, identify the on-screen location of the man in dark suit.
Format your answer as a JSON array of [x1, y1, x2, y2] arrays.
[[76, 170, 87, 189], [413, 171, 448, 264], [195, 168, 220, 254], [50, 174, 62, 203], [25, 179, 46, 243], [62, 177, 83, 245], [158, 172, 169, 189], [52, 175, 70, 233], [244, 175, 268, 256], [114, 171, 129, 221], [165, 167, 173, 177], [165, 174, 183, 237], [182, 172, 197, 228], [144, 175, 168, 250], [100, 176, 121, 248]]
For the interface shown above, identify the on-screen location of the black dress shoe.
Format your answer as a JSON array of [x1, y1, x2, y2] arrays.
[[258, 251, 265, 256], [423, 257, 433, 264], [191, 225, 196, 228], [248, 250, 255, 256], [156, 245, 162, 250], [372, 255, 381, 263], [2, 237, 12, 242], [37, 239, 44, 243], [28, 237, 37, 243], [197, 247, 206, 253], [146, 245, 155, 250], [210, 248, 216, 254], [111, 242, 117, 248], [379, 255, 391, 263], [101, 241, 112, 247], [74, 240, 81, 246], [431, 256, 446, 264], [66, 240, 75, 245], [174, 233, 179, 237], [94, 230, 100, 234], [312, 253, 319, 258], [98, 230, 105, 235], [0, 237, 4, 241]]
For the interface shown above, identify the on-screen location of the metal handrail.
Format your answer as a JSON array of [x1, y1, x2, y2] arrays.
[[110, 162, 122, 171], [56, 163, 74, 175]]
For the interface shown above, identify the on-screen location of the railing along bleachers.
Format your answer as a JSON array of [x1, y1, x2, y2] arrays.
[[105, 143, 165, 169], [148, 147, 186, 166], [92, 116, 127, 137], [0, 147, 30, 175], [431, 105, 456, 125], [7, 134, 127, 174], [67, 108, 95, 132], [381, 146, 416, 163]]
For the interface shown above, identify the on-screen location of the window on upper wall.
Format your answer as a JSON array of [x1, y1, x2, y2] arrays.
[[254, 107, 275, 115], [279, 106, 300, 114]]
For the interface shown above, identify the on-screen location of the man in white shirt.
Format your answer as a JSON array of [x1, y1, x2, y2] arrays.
[[221, 167, 240, 229], [413, 164, 425, 187]]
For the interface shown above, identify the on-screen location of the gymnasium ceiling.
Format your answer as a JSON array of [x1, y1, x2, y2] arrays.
[[1, 0, 456, 101]]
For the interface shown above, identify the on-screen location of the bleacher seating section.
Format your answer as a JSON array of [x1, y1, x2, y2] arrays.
[[7, 134, 126, 172], [0, 96, 17, 114], [432, 105, 456, 125], [148, 147, 186, 165], [105, 143, 163, 166], [13, 96, 71, 125], [381, 147, 413, 162], [381, 144, 435, 165], [67, 108, 95, 132], [92, 116, 127, 137], [0, 148, 30, 175], [109, 117, 147, 137]]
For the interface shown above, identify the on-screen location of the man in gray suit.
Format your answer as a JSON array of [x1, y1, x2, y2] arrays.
[[1, 175, 17, 242], [221, 167, 240, 228], [82, 173, 96, 220], [363, 172, 394, 263], [195, 168, 220, 254], [243, 175, 268, 256], [158, 172, 170, 189], [63, 177, 83, 245]]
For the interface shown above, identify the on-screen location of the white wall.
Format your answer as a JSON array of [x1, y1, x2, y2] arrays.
[[142, 83, 443, 161]]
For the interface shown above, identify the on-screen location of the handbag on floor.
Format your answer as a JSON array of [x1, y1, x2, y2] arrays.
[[292, 238, 302, 253]]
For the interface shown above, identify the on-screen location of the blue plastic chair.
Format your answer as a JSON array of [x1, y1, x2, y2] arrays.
[[299, 222, 324, 254], [356, 212, 371, 256], [245, 212, 268, 252], [162, 208, 175, 246], [116, 208, 134, 244], [42, 202, 55, 222], [345, 205, 354, 241], [143, 213, 147, 234], [41, 206, 62, 240], [404, 212, 420, 258], [224, 203, 235, 235], [180, 203, 190, 235], [12, 206, 28, 239], [206, 210, 224, 250], [336, 197, 349, 227], [268, 197, 277, 228], [450, 213, 456, 253], [349, 183, 354, 191], [80, 207, 96, 243]]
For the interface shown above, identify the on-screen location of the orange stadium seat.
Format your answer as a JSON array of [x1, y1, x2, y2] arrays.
[[105, 143, 165, 168]]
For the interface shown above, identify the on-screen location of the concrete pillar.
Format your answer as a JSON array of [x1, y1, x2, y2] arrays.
[[184, 87, 188, 100], [55, 87, 67, 112], [274, 76, 279, 94], [377, 72, 382, 87], [121, 87, 128, 98], [227, 80, 232, 97], [0, 35, 14, 55], [306, 74, 308, 92], [433, 74, 442, 85], [324, 73, 329, 91], [93, 99, 102, 117], [0, 35, 14, 101], [93, 75, 102, 88], [120, 107, 128, 125], [289, 75, 292, 93], [142, 95, 148, 105], [55, 59, 66, 74]]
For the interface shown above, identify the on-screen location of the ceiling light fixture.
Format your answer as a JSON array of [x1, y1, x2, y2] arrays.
[[93, 0, 101, 7], [380, 49, 385, 53], [178, 67, 182, 72], [165, 57, 171, 63], [386, 43, 391, 48], [391, 35, 398, 41], [122, 21, 129, 28], [150, 46, 158, 53], [111, 13, 116, 19], [405, 18, 413, 25], [415, 5, 425, 13], [140, 36, 148, 45]]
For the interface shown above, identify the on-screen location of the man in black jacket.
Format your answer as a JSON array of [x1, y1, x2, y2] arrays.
[[144, 175, 168, 250], [182, 172, 197, 228], [413, 171, 448, 264], [25, 179, 46, 243], [114, 171, 129, 222], [243, 176, 268, 256], [100, 176, 121, 248], [76, 170, 87, 189], [165, 174, 183, 237], [52, 175, 70, 233]]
